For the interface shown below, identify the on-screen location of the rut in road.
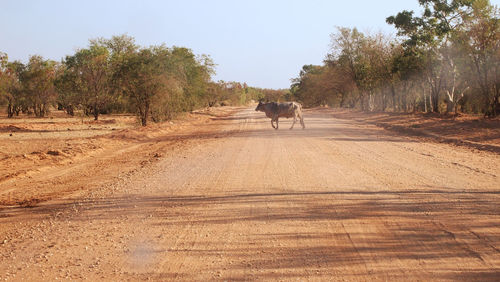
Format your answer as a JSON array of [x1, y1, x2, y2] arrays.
[[0, 107, 499, 281]]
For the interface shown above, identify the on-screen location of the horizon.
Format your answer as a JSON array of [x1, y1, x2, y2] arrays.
[[2, 0, 499, 89]]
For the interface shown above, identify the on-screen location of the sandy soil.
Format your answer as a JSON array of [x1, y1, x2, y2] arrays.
[[0, 108, 238, 206], [329, 108, 500, 154], [0, 107, 499, 281]]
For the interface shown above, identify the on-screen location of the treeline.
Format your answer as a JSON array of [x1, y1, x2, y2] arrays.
[[291, 0, 500, 116], [0, 35, 284, 125], [205, 82, 288, 108]]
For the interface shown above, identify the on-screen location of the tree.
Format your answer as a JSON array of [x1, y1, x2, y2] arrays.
[[290, 64, 324, 107], [330, 27, 369, 109], [441, 43, 470, 113], [324, 28, 399, 111], [356, 33, 396, 111], [167, 47, 215, 111], [118, 46, 175, 126], [455, 0, 500, 116], [103, 37, 216, 125], [387, 0, 475, 113], [390, 44, 427, 112], [63, 43, 115, 120], [0, 53, 20, 117], [287, 1, 498, 115], [20, 55, 57, 117], [54, 63, 78, 116]]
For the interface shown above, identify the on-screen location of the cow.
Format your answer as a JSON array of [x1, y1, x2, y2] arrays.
[[255, 101, 305, 130]]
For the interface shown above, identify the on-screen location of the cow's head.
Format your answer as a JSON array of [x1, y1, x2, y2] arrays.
[[255, 101, 264, 112]]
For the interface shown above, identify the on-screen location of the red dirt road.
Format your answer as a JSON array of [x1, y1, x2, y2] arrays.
[[1, 107, 499, 281]]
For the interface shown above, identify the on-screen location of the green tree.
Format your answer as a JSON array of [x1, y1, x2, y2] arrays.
[[387, 0, 475, 113], [0, 53, 20, 117], [290, 64, 325, 107], [118, 46, 175, 126], [54, 63, 78, 116], [94, 34, 139, 114], [20, 55, 57, 117], [168, 47, 215, 111], [330, 27, 368, 109], [63, 43, 115, 120]]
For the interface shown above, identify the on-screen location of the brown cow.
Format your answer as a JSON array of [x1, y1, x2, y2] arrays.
[[255, 101, 305, 130]]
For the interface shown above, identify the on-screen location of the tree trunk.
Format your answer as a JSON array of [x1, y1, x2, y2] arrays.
[[488, 87, 500, 117], [141, 100, 150, 126], [41, 103, 47, 117], [425, 73, 441, 113], [423, 86, 427, 113], [7, 102, 14, 118], [391, 85, 397, 112], [66, 105, 74, 116], [381, 90, 387, 112], [368, 92, 375, 112], [429, 94, 433, 112], [93, 103, 99, 121], [430, 84, 440, 113], [446, 91, 455, 114], [401, 84, 407, 113], [486, 95, 500, 117], [34, 103, 41, 117], [359, 92, 366, 111], [340, 92, 346, 108]]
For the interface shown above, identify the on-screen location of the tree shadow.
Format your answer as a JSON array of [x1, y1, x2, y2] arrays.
[[1, 188, 499, 280]]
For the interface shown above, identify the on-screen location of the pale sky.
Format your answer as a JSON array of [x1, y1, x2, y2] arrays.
[[1, 0, 499, 89]]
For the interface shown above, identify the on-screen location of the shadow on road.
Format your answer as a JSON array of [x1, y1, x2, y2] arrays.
[[2, 188, 498, 279]]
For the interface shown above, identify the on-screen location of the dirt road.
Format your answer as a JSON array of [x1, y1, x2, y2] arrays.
[[1, 107, 499, 281]]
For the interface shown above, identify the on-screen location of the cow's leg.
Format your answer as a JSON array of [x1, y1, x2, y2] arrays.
[[300, 114, 305, 129], [290, 118, 295, 130], [290, 112, 298, 130], [271, 118, 276, 129], [275, 116, 279, 130]]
